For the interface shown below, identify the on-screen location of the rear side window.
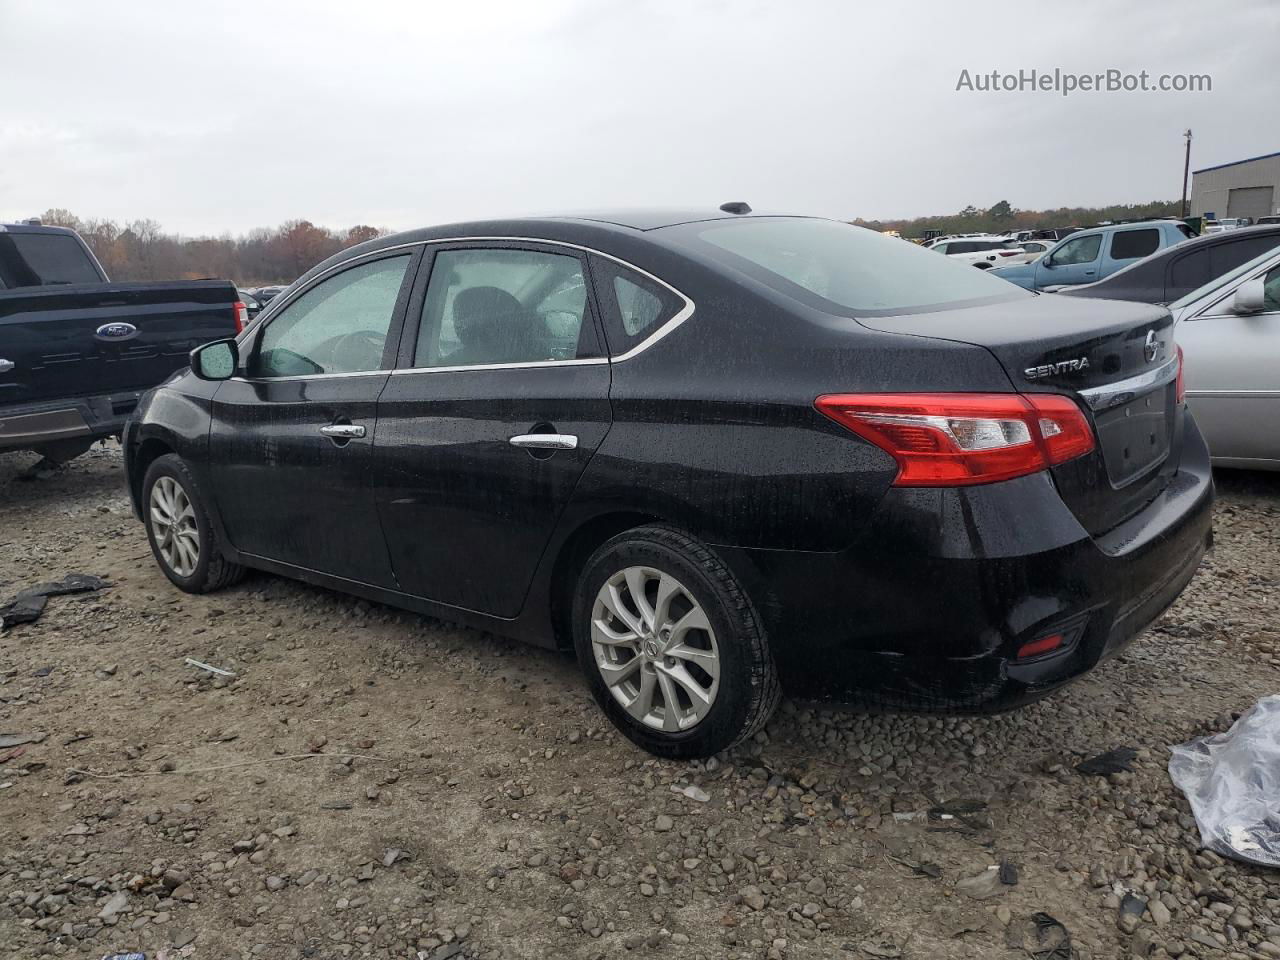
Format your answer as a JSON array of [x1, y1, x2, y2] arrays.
[[1110, 229, 1160, 260], [414, 248, 594, 368], [0, 233, 103, 287], [676, 218, 1025, 316], [591, 257, 685, 353]]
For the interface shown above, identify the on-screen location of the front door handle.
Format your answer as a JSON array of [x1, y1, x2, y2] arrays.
[[320, 423, 366, 440], [0, 359, 13, 374], [509, 433, 578, 451]]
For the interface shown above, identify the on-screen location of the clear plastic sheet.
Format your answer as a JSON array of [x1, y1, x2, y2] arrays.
[[1169, 695, 1280, 867]]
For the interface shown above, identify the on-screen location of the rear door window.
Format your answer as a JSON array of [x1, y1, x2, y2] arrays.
[[1109, 229, 1161, 261], [413, 248, 596, 368]]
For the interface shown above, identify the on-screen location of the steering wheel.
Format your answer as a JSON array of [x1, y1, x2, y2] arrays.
[[328, 329, 386, 370]]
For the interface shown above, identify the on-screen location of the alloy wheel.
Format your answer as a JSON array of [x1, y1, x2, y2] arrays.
[[150, 476, 200, 577], [590, 566, 720, 731]]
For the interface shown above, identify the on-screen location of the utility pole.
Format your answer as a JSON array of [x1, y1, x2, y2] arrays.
[[1181, 129, 1193, 218]]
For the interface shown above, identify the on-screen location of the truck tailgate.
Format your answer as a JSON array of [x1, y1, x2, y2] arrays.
[[0, 280, 238, 408]]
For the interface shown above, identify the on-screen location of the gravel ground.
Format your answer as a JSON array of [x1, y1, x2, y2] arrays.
[[1, 442, 1278, 960]]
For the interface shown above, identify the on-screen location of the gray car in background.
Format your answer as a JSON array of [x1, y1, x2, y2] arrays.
[[1174, 247, 1280, 470]]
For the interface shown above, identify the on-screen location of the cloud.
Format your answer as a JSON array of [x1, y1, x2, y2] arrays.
[[1, 0, 1274, 234]]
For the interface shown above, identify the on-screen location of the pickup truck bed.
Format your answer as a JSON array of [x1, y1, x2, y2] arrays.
[[0, 223, 240, 461]]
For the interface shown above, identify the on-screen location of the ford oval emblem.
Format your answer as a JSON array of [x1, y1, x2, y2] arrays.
[[95, 322, 139, 342]]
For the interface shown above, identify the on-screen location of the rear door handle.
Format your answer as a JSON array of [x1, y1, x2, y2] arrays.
[[0, 359, 13, 374], [320, 423, 366, 439], [509, 433, 578, 450]]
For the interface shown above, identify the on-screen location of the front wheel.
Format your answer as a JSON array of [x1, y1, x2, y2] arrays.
[[142, 454, 246, 594], [572, 525, 780, 758]]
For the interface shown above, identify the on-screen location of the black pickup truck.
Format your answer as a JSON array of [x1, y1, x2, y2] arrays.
[[0, 221, 245, 462]]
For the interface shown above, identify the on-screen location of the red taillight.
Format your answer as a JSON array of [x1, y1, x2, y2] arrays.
[[233, 300, 248, 334], [1016, 633, 1064, 660], [1175, 344, 1185, 405], [997, 250, 1021, 257], [815, 392, 1096, 487]]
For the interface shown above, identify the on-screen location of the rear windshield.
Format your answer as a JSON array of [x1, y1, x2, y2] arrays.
[[674, 218, 1028, 316], [0, 232, 103, 287]]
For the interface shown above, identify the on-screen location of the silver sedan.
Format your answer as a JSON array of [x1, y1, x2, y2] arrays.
[[1173, 246, 1280, 469]]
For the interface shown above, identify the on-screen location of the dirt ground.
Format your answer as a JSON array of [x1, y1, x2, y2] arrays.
[[1, 442, 1278, 960]]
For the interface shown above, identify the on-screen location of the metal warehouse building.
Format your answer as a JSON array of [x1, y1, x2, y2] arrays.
[[1190, 150, 1280, 221]]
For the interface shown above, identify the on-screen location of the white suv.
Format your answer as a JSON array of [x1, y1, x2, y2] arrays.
[[929, 236, 1026, 269]]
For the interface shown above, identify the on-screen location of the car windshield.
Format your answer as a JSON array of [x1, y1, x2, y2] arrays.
[[1168, 244, 1280, 310], [673, 218, 1028, 315]]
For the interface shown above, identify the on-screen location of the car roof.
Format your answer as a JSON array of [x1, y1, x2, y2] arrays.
[[0, 222, 80, 236], [542, 208, 797, 231]]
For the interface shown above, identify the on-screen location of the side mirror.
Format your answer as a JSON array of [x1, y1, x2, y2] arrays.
[[1231, 278, 1267, 315], [190, 339, 239, 381], [1041, 256, 1054, 269]]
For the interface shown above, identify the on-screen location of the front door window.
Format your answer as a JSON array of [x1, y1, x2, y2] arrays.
[[253, 255, 411, 377]]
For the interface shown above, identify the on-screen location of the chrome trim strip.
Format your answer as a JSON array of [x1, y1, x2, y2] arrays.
[[1077, 355, 1180, 411], [390, 358, 607, 376], [229, 370, 389, 384], [236, 236, 696, 366], [1186, 388, 1280, 398]]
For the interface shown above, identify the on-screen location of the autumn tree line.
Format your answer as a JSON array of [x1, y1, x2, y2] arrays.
[[854, 199, 1185, 239], [34, 209, 389, 287], [31, 199, 1187, 286]]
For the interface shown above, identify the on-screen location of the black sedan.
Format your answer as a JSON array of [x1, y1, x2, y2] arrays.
[[122, 209, 1213, 758], [1057, 224, 1280, 305]]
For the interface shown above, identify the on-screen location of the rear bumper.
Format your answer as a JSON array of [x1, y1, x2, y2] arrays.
[[0, 391, 143, 453], [716, 415, 1215, 712]]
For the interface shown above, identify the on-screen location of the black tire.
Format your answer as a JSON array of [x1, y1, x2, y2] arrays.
[[142, 453, 246, 594], [572, 525, 780, 759]]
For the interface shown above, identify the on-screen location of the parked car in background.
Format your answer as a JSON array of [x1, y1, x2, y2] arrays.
[[929, 236, 1025, 268], [1204, 217, 1252, 234], [1257, 216, 1280, 226], [1058, 225, 1280, 306], [1171, 245, 1280, 469], [124, 209, 1212, 758], [0, 222, 244, 462], [249, 285, 289, 304], [990, 220, 1192, 292], [237, 290, 263, 319], [1015, 239, 1054, 262]]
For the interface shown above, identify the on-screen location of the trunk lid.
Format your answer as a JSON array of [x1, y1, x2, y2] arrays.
[[0, 281, 238, 408], [856, 295, 1181, 536]]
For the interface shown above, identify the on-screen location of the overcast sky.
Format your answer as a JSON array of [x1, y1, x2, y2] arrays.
[[1, 0, 1276, 236]]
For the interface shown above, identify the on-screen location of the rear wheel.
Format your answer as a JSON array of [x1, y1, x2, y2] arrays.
[[143, 454, 246, 593], [572, 525, 779, 758]]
